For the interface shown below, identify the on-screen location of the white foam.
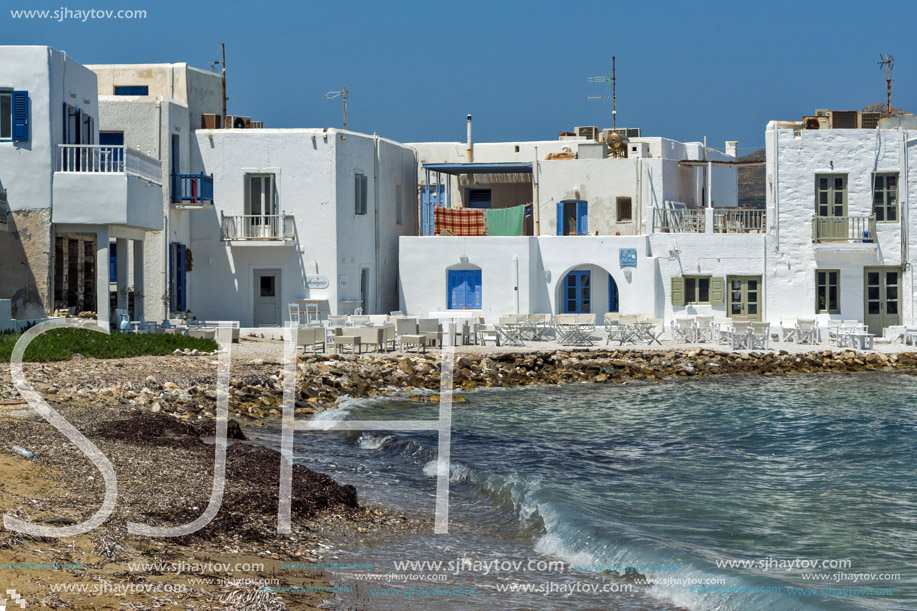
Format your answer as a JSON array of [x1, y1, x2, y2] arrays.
[[422, 459, 472, 482], [357, 434, 394, 450]]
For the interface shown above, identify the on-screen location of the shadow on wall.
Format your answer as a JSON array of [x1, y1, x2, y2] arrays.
[[0, 210, 49, 319]]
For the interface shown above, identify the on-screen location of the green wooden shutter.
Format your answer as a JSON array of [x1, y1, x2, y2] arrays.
[[671, 277, 685, 306], [709, 277, 725, 305]]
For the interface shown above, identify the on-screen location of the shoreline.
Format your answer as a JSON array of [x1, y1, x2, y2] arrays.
[[0, 344, 915, 608]]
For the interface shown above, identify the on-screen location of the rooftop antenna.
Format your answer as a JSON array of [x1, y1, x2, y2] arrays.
[[878, 54, 894, 118], [587, 55, 616, 129], [324, 86, 348, 130], [209, 43, 227, 128]]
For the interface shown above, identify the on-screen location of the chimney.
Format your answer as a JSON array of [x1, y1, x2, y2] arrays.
[[725, 141, 738, 159], [466, 114, 473, 162]]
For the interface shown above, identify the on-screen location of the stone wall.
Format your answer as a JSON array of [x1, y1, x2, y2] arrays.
[[0, 209, 52, 318]]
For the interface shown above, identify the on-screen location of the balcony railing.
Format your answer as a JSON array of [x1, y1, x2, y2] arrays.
[[220, 214, 295, 241], [172, 172, 214, 205], [714, 208, 766, 233], [652, 207, 705, 233], [812, 215, 877, 244], [57, 144, 162, 186]]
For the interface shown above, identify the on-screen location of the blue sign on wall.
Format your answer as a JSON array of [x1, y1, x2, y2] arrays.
[[619, 248, 637, 267]]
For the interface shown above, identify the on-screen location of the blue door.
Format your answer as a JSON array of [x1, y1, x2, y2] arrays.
[[608, 274, 619, 312], [447, 269, 482, 309], [563, 271, 591, 313], [109, 242, 117, 283], [421, 185, 445, 236]]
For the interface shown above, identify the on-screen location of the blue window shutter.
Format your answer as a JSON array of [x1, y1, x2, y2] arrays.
[[577, 201, 588, 235], [556, 202, 564, 236], [169, 243, 176, 312], [109, 243, 117, 283], [178, 245, 187, 311], [11, 91, 29, 142], [447, 270, 459, 309], [472, 270, 482, 308]]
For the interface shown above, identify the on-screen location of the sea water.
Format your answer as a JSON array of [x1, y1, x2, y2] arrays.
[[251, 373, 917, 610]]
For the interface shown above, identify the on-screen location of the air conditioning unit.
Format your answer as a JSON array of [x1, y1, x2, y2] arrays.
[[830, 110, 857, 129], [575, 126, 599, 141], [226, 115, 251, 129], [803, 115, 830, 130], [608, 127, 641, 138], [815, 109, 830, 117], [201, 113, 222, 129], [250, 120, 263, 129], [859, 112, 881, 129]]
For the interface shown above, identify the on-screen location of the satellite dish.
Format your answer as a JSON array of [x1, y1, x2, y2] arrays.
[[606, 131, 628, 156]]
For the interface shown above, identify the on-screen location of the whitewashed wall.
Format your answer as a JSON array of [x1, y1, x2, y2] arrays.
[[765, 126, 915, 324]]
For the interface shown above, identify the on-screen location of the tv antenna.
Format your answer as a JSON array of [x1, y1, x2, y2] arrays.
[[587, 56, 616, 129], [324, 86, 348, 130], [878, 54, 894, 118], [209, 43, 228, 128]]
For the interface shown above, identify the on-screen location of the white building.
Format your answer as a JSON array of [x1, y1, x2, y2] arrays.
[[764, 112, 917, 332], [400, 128, 751, 323], [0, 46, 162, 323], [188, 128, 416, 326], [86, 62, 223, 321]]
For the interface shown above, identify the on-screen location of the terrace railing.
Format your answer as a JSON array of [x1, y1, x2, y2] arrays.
[[811, 215, 876, 244], [172, 172, 214, 205], [221, 214, 295, 241], [652, 207, 706, 233], [57, 144, 162, 185], [713, 208, 766, 233]]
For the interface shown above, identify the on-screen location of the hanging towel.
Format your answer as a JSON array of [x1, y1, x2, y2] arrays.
[[434, 207, 487, 236], [485, 205, 526, 236]]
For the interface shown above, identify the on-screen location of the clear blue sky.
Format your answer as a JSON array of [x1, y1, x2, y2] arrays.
[[6, 0, 916, 154]]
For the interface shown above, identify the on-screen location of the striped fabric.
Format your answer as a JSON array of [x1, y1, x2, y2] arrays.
[[434, 207, 487, 236]]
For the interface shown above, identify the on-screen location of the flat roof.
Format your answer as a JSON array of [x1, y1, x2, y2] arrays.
[[679, 160, 765, 167], [423, 162, 533, 175]]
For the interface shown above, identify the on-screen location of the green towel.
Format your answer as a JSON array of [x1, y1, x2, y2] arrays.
[[485, 205, 526, 236]]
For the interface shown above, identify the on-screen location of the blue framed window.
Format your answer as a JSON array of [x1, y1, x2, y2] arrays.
[[447, 269, 482, 309], [114, 85, 149, 96], [563, 270, 591, 313], [556, 200, 588, 235], [169, 242, 187, 312], [1, 90, 29, 142], [608, 274, 619, 312]]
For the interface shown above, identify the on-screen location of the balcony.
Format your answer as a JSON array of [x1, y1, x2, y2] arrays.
[[811, 215, 876, 245], [171, 172, 214, 208], [52, 145, 163, 231], [652, 207, 706, 233], [713, 208, 765, 233], [220, 214, 295, 243]]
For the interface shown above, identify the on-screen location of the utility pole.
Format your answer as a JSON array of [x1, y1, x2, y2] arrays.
[[210, 44, 228, 128], [587, 55, 617, 129], [325, 86, 348, 130], [878, 54, 894, 118]]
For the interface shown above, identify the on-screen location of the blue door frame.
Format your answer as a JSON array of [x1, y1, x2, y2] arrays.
[[563, 270, 591, 313], [609, 274, 619, 312], [447, 269, 482, 309], [421, 185, 445, 236], [169, 242, 187, 312]]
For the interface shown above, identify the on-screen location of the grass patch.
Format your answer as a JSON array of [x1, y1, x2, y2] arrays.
[[0, 329, 219, 363]]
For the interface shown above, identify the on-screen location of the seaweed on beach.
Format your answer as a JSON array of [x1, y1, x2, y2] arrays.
[[95, 411, 247, 445]]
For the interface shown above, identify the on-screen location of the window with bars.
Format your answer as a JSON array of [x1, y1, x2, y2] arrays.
[[873, 174, 898, 222], [616, 197, 633, 222], [816, 270, 840, 314], [816, 175, 847, 217]]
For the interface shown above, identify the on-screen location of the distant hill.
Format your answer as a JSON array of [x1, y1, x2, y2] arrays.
[[736, 104, 913, 209]]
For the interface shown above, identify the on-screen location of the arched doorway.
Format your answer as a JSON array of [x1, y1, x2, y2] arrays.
[[559, 266, 620, 315]]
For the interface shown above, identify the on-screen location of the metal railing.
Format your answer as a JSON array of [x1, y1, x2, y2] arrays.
[[652, 207, 705, 233], [57, 144, 162, 185], [812, 215, 877, 244], [220, 214, 295, 241], [172, 172, 214, 204], [714, 208, 766, 233]]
